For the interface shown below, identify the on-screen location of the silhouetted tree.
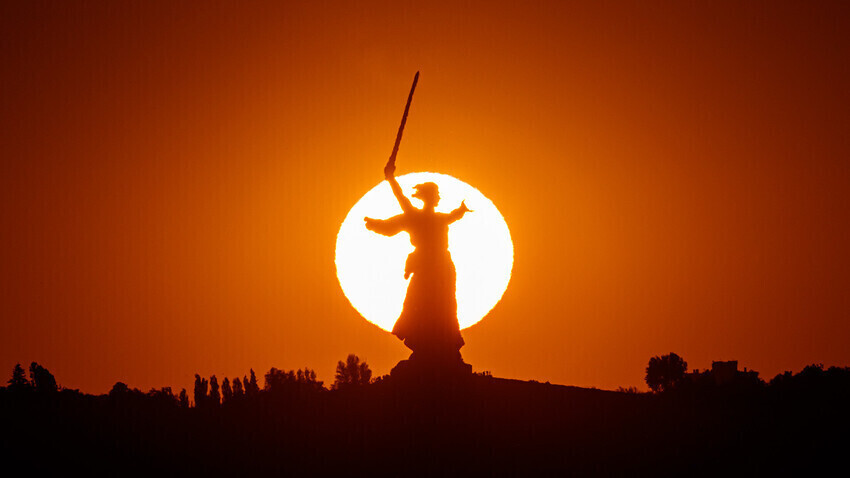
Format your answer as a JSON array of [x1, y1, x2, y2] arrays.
[[8, 363, 30, 391], [209, 375, 220, 406], [768, 363, 846, 391], [265, 367, 290, 393], [232, 377, 244, 398], [297, 368, 324, 390], [825, 366, 850, 383], [334, 354, 372, 390], [246, 369, 259, 397], [109, 381, 130, 398], [29, 362, 57, 393], [646, 353, 687, 392], [193, 374, 208, 408], [178, 388, 189, 408], [797, 363, 824, 385], [147, 387, 176, 406], [769, 370, 794, 388], [107, 382, 147, 402], [222, 377, 232, 403]]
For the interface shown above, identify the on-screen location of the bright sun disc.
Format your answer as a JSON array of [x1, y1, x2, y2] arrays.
[[335, 172, 513, 332]]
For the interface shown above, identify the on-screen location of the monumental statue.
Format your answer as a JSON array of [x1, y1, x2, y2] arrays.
[[363, 72, 473, 375]]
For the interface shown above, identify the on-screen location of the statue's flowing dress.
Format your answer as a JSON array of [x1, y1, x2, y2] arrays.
[[367, 208, 465, 354]]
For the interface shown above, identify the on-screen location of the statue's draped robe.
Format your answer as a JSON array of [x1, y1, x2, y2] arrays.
[[367, 209, 465, 355]]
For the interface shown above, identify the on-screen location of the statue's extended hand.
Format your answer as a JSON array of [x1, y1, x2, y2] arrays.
[[460, 200, 472, 213], [364, 217, 377, 231], [384, 162, 396, 180]]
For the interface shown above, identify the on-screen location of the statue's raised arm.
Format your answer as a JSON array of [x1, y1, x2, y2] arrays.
[[363, 162, 413, 236], [384, 162, 414, 213]]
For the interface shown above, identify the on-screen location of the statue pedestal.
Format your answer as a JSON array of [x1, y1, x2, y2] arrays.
[[390, 349, 473, 384]]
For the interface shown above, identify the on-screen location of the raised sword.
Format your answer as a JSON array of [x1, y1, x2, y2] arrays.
[[385, 71, 419, 174]]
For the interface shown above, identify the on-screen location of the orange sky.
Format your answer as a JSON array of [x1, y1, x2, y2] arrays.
[[2, 1, 849, 393]]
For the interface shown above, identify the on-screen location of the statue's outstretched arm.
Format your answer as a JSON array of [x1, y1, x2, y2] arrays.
[[384, 163, 413, 213], [446, 200, 472, 224], [365, 214, 406, 236]]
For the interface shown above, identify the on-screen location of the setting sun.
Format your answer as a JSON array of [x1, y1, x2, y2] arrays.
[[335, 172, 513, 332]]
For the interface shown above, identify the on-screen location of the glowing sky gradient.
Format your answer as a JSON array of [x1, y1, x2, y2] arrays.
[[2, 1, 849, 393]]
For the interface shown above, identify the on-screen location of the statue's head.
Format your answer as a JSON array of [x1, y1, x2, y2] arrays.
[[412, 182, 440, 207]]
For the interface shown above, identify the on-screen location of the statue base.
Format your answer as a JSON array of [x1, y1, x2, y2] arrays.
[[390, 349, 473, 384]]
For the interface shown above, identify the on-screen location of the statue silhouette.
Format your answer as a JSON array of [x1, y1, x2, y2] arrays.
[[364, 163, 471, 367]]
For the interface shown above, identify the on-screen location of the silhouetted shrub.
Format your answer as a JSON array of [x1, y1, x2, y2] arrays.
[[616, 386, 642, 394]]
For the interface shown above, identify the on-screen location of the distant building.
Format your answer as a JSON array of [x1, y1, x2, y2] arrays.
[[685, 360, 762, 387], [711, 360, 738, 385]]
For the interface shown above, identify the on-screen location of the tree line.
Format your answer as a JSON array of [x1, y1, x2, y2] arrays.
[[4, 354, 375, 407], [645, 352, 850, 393], [8, 353, 849, 403], [4, 354, 848, 475]]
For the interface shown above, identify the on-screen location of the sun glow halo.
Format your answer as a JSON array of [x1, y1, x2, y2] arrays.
[[335, 172, 513, 332]]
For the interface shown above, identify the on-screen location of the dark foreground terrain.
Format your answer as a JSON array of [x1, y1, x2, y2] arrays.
[[2, 367, 848, 476]]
